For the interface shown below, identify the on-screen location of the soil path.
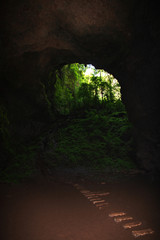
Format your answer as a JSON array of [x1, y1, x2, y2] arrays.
[[0, 169, 160, 240]]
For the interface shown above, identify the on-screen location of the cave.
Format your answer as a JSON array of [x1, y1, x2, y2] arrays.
[[0, 0, 160, 178]]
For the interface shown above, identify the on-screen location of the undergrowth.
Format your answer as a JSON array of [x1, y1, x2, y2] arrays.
[[54, 108, 135, 170], [0, 104, 136, 183]]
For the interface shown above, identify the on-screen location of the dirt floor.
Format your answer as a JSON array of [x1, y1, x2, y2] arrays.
[[0, 168, 160, 240]]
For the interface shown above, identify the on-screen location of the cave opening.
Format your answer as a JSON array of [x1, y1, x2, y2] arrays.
[[53, 63, 122, 116], [40, 62, 136, 172]]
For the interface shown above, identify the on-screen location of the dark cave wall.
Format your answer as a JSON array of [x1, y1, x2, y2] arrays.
[[0, 0, 160, 172], [120, 1, 160, 172]]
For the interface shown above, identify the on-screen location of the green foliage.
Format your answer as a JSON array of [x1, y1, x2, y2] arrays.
[[51, 63, 135, 170], [53, 63, 121, 115], [54, 105, 135, 170], [77, 82, 94, 107], [54, 63, 86, 114]]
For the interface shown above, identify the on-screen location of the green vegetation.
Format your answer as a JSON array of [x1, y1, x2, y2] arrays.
[[53, 64, 121, 115], [52, 64, 135, 170], [54, 106, 134, 170]]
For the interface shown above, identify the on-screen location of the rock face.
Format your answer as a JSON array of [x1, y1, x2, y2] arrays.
[[0, 0, 160, 173]]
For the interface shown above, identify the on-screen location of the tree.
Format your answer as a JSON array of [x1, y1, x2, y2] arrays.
[[53, 63, 122, 114], [54, 63, 85, 114], [77, 82, 94, 106]]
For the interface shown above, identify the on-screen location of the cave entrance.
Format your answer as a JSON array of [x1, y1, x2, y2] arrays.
[[53, 63, 122, 115], [46, 63, 135, 170]]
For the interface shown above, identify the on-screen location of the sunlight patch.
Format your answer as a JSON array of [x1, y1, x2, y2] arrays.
[[132, 229, 154, 238], [109, 212, 126, 217], [123, 222, 142, 229], [93, 200, 106, 204], [88, 197, 102, 201], [114, 216, 133, 223]]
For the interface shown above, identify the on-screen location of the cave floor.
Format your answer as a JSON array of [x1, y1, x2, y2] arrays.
[[0, 169, 160, 240]]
